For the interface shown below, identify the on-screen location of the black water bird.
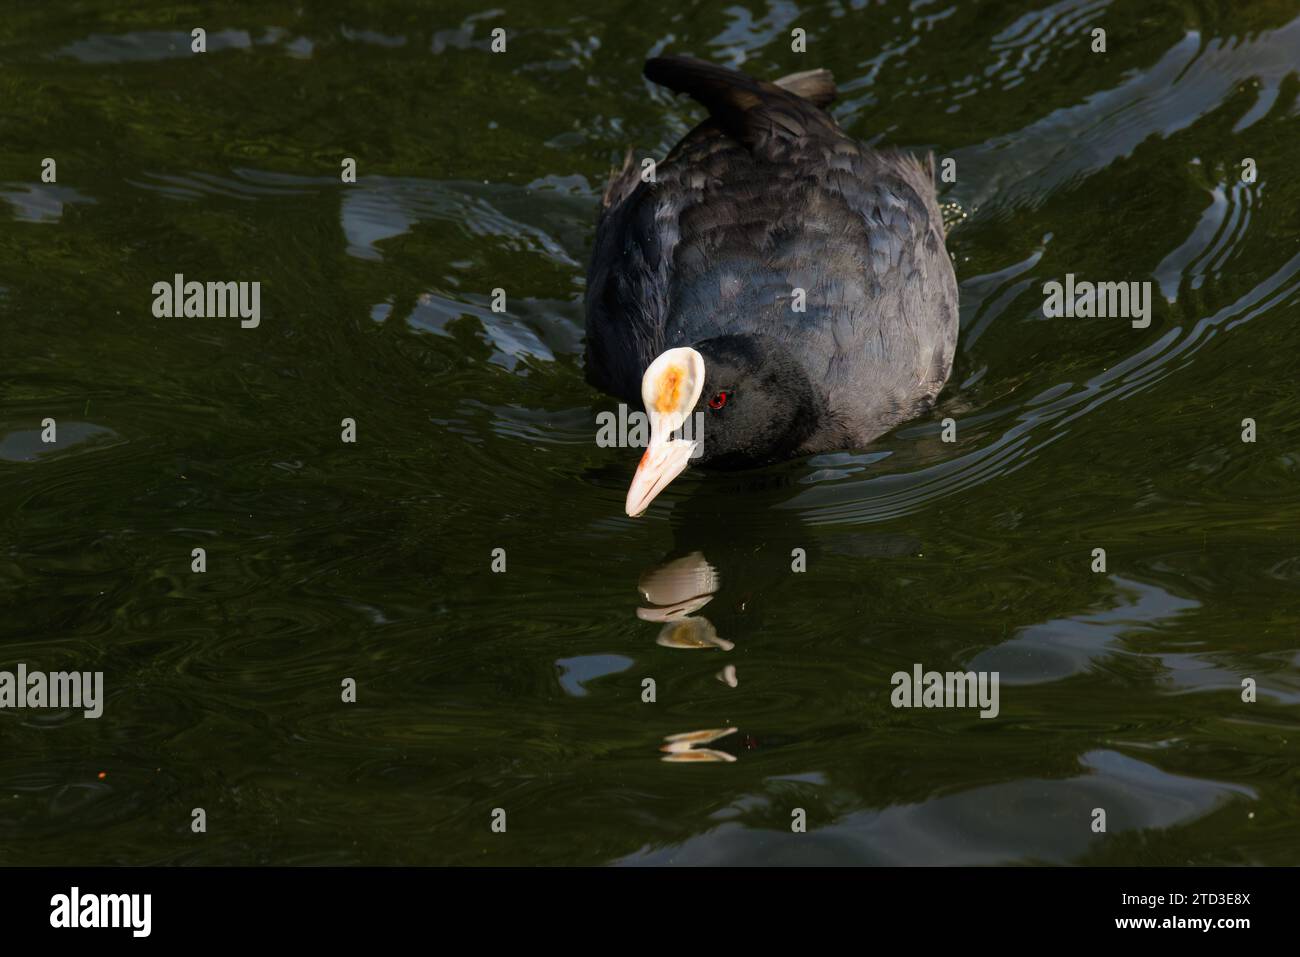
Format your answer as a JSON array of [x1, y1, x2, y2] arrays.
[[584, 56, 958, 516]]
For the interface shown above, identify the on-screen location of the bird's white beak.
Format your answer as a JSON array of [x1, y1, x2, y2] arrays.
[[625, 347, 704, 517]]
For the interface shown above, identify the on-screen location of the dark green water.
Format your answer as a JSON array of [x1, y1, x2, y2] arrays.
[[2, 0, 1298, 865]]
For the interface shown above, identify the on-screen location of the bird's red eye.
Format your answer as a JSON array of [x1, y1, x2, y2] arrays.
[[708, 391, 728, 409]]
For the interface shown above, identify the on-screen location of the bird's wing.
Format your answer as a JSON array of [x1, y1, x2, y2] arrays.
[[584, 153, 675, 404]]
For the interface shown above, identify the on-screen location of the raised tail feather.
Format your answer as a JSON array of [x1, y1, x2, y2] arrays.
[[643, 56, 839, 153]]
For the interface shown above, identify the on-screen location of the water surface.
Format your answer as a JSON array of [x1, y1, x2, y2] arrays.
[[1, 0, 1298, 865]]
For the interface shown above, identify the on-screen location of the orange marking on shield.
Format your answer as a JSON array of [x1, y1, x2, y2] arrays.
[[655, 367, 683, 413]]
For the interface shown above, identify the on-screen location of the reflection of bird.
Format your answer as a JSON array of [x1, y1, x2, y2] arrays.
[[585, 55, 959, 516], [661, 727, 738, 763], [637, 552, 734, 649], [636, 551, 720, 622], [638, 514, 811, 765]]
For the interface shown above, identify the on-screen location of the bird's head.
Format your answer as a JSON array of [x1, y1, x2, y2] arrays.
[[624, 335, 822, 516]]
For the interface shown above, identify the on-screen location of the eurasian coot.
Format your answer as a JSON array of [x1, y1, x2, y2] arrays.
[[585, 56, 958, 516]]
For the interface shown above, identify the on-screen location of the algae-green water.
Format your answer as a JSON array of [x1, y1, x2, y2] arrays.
[[1, 0, 1298, 865]]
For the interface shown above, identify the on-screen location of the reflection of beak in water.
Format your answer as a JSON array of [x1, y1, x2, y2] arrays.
[[638, 551, 733, 648], [636, 596, 710, 622], [640, 552, 740, 761], [660, 727, 738, 763], [636, 551, 719, 621]]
